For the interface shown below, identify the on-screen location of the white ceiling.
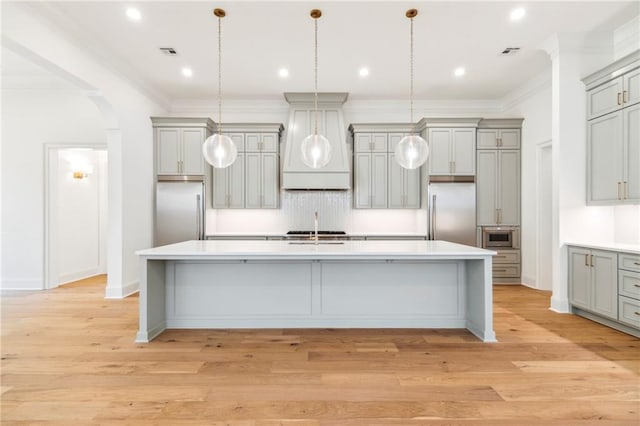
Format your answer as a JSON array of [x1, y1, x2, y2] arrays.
[[4, 1, 639, 102]]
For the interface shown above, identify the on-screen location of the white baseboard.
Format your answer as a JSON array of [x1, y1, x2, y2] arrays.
[[104, 280, 139, 299], [59, 267, 101, 286], [550, 295, 570, 313], [520, 273, 537, 289], [0, 278, 43, 290]]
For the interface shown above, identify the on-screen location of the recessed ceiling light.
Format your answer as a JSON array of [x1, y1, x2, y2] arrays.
[[359, 67, 370, 78], [510, 8, 525, 21], [454, 67, 465, 77], [278, 68, 289, 78], [181, 67, 193, 78], [126, 7, 141, 21]]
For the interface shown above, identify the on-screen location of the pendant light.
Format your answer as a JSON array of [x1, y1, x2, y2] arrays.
[[301, 9, 332, 169], [395, 9, 429, 170], [202, 8, 237, 169]]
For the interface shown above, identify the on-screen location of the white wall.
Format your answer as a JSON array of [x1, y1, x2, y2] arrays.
[[1, 89, 106, 289], [57, 149, 107, 285], [501, 72, 552, 288]]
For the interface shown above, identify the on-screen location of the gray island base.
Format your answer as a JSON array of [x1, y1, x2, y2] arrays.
[[135, 240, 497, 343]]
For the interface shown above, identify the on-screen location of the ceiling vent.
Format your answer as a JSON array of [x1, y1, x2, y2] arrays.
[[159, 47, 178, 56], [500, 47, 521, 56]]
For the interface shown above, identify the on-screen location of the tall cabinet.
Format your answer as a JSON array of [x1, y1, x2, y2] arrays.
[[350, 124, 421, 209], [211, 123, 284, 209], [582, 50, 640, 204], [475, 119, 523, 226], [152, 117, 215, 176]]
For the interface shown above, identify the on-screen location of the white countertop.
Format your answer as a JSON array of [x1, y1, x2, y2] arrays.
[[565, 242, 640, 255], [137, 240, 495, 260]]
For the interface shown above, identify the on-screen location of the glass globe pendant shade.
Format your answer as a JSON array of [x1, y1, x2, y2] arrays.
[[301, 133, 332, 169], [395, 134, 429, 170], [202, 133, 237, 169]]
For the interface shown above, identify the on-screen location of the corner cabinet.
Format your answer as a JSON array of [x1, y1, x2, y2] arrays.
[[350, 124, 421, 209], [475, 119, 523, 226], [583, 50, 640, 205], [568, 245, 640, 337], [152, 117, 215, 176], [211, 123, 283, 209]]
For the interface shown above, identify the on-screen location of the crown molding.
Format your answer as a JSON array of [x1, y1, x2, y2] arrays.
[[499, 70, 552, 112]]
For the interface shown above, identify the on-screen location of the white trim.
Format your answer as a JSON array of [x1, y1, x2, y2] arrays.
[[0, 279, 43, 291], [43, 143, 107, 291], [105, 280, 139, 299], [500, 72, 552, 112], [520, 274, 537, 289], [535, 139, 553, 293], [58, 268, 103, 286]]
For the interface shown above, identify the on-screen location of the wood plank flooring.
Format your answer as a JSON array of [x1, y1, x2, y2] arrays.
[[1, 275, 639, 425]]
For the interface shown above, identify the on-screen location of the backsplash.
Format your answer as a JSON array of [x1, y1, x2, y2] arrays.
[[206, 191, 427, 235]]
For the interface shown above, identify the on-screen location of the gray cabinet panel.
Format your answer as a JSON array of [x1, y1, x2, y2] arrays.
[[588, 112, 624, 203]]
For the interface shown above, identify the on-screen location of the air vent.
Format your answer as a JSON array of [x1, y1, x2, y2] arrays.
[[159, 47, 178, 56], [501, 47, 520, 56]]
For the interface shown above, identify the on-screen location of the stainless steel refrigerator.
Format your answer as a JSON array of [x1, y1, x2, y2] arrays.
[[155, 176, 205, 246], [427, 176, 477, 247]]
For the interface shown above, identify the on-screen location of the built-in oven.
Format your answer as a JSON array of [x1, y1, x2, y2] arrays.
[[482, 226, 520, 249]]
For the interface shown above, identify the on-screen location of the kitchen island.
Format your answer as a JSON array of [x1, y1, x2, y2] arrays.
[[135, 240, 497, 342]]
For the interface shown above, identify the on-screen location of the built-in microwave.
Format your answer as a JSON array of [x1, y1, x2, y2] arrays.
[[482, 226, 520, 249]]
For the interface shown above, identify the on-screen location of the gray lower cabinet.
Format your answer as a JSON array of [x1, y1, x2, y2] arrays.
[[569, 245, 640, 337]]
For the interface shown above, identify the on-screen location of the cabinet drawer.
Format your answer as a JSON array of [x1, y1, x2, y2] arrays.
[[494, 250, 520, 264], [619, 269, 640, 299], [493, 264, 520, 278], [619, 253, 640, 272], [618, 295, 640, 329]]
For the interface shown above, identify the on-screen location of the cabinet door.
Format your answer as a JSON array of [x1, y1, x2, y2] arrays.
[[212, 166, 229, 208], [591, 249, 618, 320], [451, 129, 475, 175], [476, 150, 498, 225], [587, 111, 624, 203], [388, 133, 405, 153], [371, 134, 388, 152], [156, 128, 181, 174], [244, 153, 261, 208], [228, 153, 245, 208], [404, 166, 421, 208], [387, 154, 404, 208], [354, 153, 371, 208], [245, 134, 261, 152], [354, 134, 372, 152], [500, 129, 521, 149], [477, 129, 499, 149], [371, 153, 388, 208], [181, 128, 205, 175], [428, 129, 452, 175], [569, 247, 591, 310], [623, 67, 640, 108], [498, 150, 520, 225], [261, 134, 278, 152], [587, 77, 624, 120], [261, 153, 279, 208], [226, 133, 245, 152], [623, 103, 640, 201]]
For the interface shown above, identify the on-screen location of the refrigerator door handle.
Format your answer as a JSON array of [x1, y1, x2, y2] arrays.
[[196, 194, 202, 240], [431, 194, 437, 240]]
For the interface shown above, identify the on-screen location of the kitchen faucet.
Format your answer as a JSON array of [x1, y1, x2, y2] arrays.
[[314, 211, 319, 243]]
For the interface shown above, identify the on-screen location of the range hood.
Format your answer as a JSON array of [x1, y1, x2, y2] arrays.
[[282, 92, 350, 190]]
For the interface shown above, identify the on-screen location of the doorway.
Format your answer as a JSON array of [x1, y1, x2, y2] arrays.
[[536, 140, 552, 291], [45, 145, 108, 289]]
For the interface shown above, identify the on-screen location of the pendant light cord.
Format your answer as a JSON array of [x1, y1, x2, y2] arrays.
[[218, 15, 223, 136], [313, 16, 318, 136], [410, 16, 414, 125]]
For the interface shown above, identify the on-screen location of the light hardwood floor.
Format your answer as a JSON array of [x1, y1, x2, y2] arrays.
[[1, 275, 639, 425]]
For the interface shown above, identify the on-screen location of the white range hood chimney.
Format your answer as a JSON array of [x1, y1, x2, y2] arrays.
[[282, 92, 350, 190]]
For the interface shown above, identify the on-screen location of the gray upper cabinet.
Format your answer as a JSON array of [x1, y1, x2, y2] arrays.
[[583, 51, 640, 205], [152, 117, 214, 176], [427, 128, 476, 175], [350, 124, 422, 209], [211, 124, 283, 209], [477, 129, 521, 149]]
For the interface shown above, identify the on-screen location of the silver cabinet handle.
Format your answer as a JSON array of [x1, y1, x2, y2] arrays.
[[585, 254, 589, 266], [618, 182, 622, 200], [624, 181, 628, 199], [590, 254, 594, 267], [623, 90, 628, 103], [633, 284, 640, 287], [617, 92, 623, 105], [633, 262, 640, 266]]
